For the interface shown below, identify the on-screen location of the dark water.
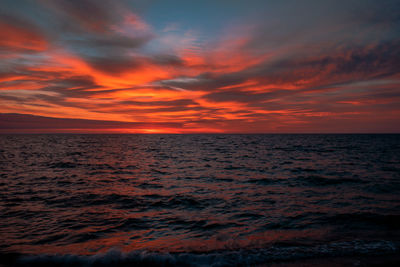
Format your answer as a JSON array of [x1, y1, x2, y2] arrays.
[[0, 134, 399, 266]]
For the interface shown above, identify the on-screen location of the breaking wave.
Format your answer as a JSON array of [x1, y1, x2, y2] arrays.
[[6, 240, 398, 267]]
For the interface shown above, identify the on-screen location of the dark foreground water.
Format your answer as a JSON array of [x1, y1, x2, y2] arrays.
[[0, 134, 399, 266]]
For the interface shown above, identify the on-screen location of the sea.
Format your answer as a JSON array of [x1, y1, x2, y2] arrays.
[[0, 134, 399, 266]]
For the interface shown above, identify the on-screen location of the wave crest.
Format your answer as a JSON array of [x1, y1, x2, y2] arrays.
[[11, 240, 398, 267]]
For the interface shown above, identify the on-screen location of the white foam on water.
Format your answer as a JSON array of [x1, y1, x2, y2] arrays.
[[17, 240, 398, 267]]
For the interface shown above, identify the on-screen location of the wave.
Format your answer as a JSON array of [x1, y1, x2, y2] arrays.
[[5, 240, 398, 267], [296, 175, 364, 186]]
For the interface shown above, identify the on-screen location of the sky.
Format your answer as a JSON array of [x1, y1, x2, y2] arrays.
[[0, 0, 399, 133]]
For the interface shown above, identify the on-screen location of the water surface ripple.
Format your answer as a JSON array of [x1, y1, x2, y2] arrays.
[[0, 134, 399, 265]]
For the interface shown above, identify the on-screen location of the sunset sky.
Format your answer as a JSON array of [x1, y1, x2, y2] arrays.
[[1, 0, 399, 133]]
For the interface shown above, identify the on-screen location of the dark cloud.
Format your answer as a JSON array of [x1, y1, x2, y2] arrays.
[[119, 99, 198, 107], [68, 35, 152, 50], [82, 53, 185, 74], [110, 106, 208, 114], [57, 75, 100, 89], [160, 73, 242, 91], [167, 39, 400, 96], [203, 90, 280, 104], [1, 0, 157, 76], [331, 41, 400, 77], [263, 40, 400, 84], [243, 0, 400, 54], [84, 56, 141, 74], [0, 13, 47, 53], [151, 54, 184, 66], [0, 113, 182, 131], [0, 67, 103, 98], [40, 0, 122, 33]]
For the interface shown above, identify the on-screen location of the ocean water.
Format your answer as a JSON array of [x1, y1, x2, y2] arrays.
[[0, 134, 399, 266]]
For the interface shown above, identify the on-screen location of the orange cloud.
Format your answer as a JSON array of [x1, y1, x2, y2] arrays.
[[0, 20, 47, 52]]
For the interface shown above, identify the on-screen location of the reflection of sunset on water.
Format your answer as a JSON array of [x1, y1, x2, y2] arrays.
[[1, 134, 399, 260]]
